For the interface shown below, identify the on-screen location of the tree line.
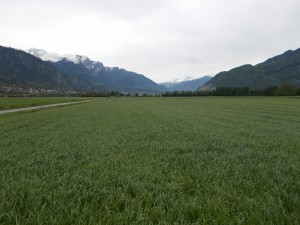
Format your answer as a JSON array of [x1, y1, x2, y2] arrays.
[[162, 82, 300, 97], [2, 82, 299, 97]]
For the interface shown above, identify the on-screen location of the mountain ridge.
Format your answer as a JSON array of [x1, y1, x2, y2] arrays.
[[0, 45, 104, 92], [161, 76, 212, 91], [27, 48, 166, 93], [202, 48, 300, 90]]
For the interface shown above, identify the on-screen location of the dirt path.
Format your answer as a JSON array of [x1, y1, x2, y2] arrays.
[[0, 100, 94, 115]]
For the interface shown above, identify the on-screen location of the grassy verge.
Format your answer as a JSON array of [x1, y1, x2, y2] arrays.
[[0, 97, 299, 224], [0, 97, 93, 110]]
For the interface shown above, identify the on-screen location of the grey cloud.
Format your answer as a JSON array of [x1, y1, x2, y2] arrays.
[[1, 0, 300, 82], [46, 0, 170, 20]]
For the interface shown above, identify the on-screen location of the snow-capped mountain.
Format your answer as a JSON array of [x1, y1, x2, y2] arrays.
[[27, 48, 88, 63], [162, 76, 195, 87], [0, 45, 104, 92], [26, 48, 105, 71], [160, 76, 212, 91], [26, 48, 166, 93]]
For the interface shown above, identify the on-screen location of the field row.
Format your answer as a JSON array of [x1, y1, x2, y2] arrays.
[[0, 97, 92, 110], [0, 97, 299, 224]]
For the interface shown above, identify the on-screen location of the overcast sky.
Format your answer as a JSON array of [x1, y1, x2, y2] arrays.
[[1, 0, 300, 82]]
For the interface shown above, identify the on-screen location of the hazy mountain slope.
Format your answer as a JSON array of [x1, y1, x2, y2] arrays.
[[28, 48, 166, 93], [161, 76, 212, 91], [202, 48, 300, 90], [94, 67, 167, 93], [54, 60, 166, 93], [0, 46, 105, 92]]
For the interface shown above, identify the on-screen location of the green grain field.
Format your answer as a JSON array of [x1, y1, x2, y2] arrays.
[[0, 97, 299, 224], [0, 97, 91, 110]]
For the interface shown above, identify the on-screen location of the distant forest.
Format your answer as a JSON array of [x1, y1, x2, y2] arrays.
[[162, 83, 300, 97], [1, 82, 299, 97]]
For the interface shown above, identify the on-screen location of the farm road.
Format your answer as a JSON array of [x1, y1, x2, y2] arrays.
[[0, 100, 94, 115]]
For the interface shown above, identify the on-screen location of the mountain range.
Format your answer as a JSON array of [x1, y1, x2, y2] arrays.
[[0, 46, 100, 92], [0, 46, 166, 93], [27, 48, 167, 93], [1, 45, 299, 94], [202, 48, 300, 90], [161, 76, 212, 91]]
